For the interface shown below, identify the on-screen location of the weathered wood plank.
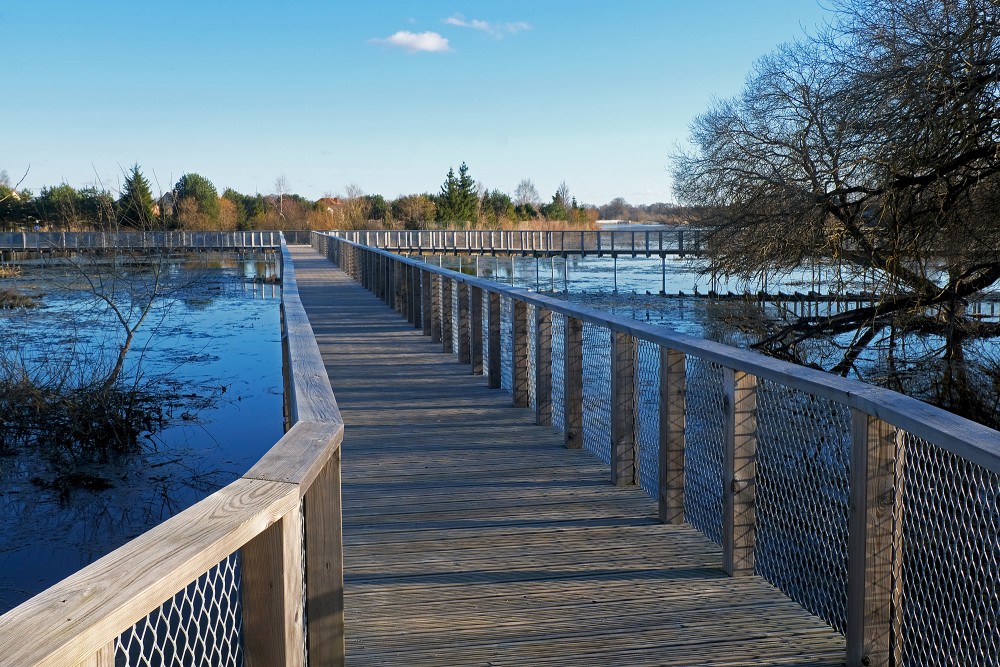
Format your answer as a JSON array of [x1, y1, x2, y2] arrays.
[[535, 307, 553, 426], [564, 316, 583, 449], [723, 369, 757, 577], [659, 347, 685, 524]]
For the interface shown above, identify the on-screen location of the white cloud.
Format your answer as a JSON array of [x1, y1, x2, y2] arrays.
[[371, 31, 452, 53], [444, 14, 531, 38]]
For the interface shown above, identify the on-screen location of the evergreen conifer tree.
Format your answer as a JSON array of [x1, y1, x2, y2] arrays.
[[118, 164, 156, 227]]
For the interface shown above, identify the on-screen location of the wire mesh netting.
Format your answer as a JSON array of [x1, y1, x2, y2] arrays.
[[636, 340, 661, 498], [500, 295, 512, 395], [116, 553, 244, 667], [551, 314, 566, 433], [450, 281, 460, 355], [755, 380, 852, 632], [683, 357, 725, 545], [581, 322, 612, 464], [899, 434, 999, 667], [527, 304, 537, 413]]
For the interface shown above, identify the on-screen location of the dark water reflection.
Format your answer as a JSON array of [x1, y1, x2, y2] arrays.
[[0, 252, 282, 613]]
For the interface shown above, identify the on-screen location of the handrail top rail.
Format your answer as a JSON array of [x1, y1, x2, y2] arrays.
[[330, 234, 1000, 474]]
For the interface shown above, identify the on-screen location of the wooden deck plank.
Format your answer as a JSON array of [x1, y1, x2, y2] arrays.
[[290, 246, 846, 667]]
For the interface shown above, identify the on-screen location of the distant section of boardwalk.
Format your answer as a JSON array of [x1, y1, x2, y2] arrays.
[[289, 246, 845, 666]]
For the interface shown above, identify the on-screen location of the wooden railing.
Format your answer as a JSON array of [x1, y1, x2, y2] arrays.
[[0, 235, 345, 666], [0, 230, 316, 251], [317, 232, 1000, 667], [327, 228, 706, 257]]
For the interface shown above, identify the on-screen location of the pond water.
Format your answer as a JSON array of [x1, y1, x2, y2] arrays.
[[0, 252, 283, 613], [426, 252, 1000, 424]]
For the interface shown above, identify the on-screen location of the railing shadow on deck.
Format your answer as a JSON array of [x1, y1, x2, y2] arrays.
[[0, 234, 345, 667], [316, 231, 1000, 667]]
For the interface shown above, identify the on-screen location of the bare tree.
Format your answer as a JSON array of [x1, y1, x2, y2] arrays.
[[672, 0, 1000, 372], [514, 178, 541, 207], [274, 174, 289, 218]]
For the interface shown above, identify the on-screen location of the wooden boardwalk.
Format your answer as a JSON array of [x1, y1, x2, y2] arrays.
[[290, 247, 846, 667]]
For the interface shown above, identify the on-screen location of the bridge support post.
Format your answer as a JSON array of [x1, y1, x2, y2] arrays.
[[535, 308, 552, 426], [723, 368, 757, 577], [512, 300, 530, 408], [441, 278, 454, 353], [659, 348, 686, 524], [457, 282, 471, 364], [487, 291, 502, 388], [611, 332, 638, 486], [422, 270, 432, 336], [847, 413, 903, 667], [305, 453, 346, 667], [564, 317, 583, 448], [471, 286, 484, 374], [411, 264, 422, 329], [397, 262, 407, 316], [430, 274, 443, 344], [242, 504, 305, 667]]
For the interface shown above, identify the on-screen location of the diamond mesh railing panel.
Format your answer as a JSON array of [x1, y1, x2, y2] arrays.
[[451, 281, 460, 355], [551, 314, 566, 433], [636, 340, 661, 498], [500, 295, 512, 395], [527, 304, 537, 413], [899, 434, 999, 667], [755, 380, 852, 632], [581, 322, 612, 464], [115, 553, 244, 667], [683, 357, 725, 545]]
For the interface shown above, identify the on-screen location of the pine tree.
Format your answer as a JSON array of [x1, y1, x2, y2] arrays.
[[437, 162, 478, 225], [118, 164, 156, 227]]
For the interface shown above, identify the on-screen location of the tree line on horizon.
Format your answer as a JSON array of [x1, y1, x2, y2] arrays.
[[0, 163, 688, 233]]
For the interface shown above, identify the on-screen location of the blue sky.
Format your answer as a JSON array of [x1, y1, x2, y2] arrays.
[[1, 1, 833, 205]]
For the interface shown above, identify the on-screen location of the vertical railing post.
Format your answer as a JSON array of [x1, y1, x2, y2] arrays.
[[471, 285, 484, 374], [430, 274, 443, 344], [457, 282, 471, 364], [397, 261, 407, 315], [487, 291, 501, 389], [422, 269, 432, 336], [242, 505, 304, 667], [610, 331, 637, 486], [535, 308, 552, 426], [512, 300, 530, 407], [411, 264, 422, 329], [847, 413, 903, 667], [723, 368, 758, 577], [659, 348, 686, 524], [563, 316, 583, 449], [305, 453, 345, 666], [441, 277, 453, 353]]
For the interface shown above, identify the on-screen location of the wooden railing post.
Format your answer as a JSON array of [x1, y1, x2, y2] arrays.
[[535, 308, 552, 426], [723, 368, 757, 577], [411, 264, 422, 329], [611, 332, 637, 486], [563, 316, 584, 449], [512, 300, 530, 408], [659, 348, 686, 524], [471, 286, 484, 374], [441, 277, 454, 353], [430, 274, 442, 344], [421, 269, 432, 337], [242, 505, 304, 667], [397, 262, 408, 316], [487, 291, 501, 388], [847, 413, 903, 667], [457, 282, 471, 364], [305, 452, 345, 667]]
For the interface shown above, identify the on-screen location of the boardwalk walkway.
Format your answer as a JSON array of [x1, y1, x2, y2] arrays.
[[290, 246, 845, 666]]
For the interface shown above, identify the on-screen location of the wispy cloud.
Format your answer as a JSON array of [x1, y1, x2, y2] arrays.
[[371, 30, 452, 53], [444, 14, 531, 38]]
